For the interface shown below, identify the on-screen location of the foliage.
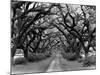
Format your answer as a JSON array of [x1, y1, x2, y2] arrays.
[[27, 52, 51, 62], [61, 51, 78, 61], [83, 55, 96, 67], [11, 1, 96, 62]]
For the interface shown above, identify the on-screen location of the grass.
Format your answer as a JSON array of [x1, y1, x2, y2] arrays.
[[62, 51, 96, 67], [11, 56, 55, 74], [83, 55, 96, 67]]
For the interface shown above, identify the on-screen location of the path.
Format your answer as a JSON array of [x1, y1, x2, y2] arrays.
[[46, 52, 63, 72], [12, 51, 95, 74]]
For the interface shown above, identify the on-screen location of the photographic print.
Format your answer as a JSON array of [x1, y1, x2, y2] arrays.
[[11, 0, 96, 74]]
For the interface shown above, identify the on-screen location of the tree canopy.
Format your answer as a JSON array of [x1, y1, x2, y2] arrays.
[[11, 1, 96, 59]]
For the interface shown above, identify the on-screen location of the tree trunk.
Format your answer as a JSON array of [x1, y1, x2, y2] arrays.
[[11, 46, 17, 57], [79, 39, 89, 57], [24, 49, 28, 60]]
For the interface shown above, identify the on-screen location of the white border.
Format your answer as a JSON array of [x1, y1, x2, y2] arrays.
[[15, 0, 96, 5]]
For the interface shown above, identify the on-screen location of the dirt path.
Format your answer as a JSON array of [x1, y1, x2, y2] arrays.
[[46, 53, 63, 72]]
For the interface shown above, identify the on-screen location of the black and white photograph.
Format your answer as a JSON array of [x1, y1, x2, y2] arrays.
[[11, 0, 96, 74]]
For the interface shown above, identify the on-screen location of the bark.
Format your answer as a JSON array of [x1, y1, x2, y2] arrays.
[[11, 46, 17, 57], [24, 49, 28, 59]]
